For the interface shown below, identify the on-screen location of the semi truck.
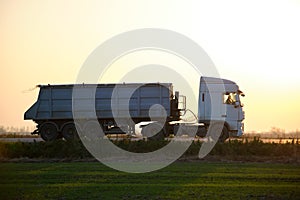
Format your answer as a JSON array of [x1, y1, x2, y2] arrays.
[[24, 76, 245, 142]]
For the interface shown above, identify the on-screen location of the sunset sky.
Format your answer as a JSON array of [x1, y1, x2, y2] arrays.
[[0, 0, 299, 132]]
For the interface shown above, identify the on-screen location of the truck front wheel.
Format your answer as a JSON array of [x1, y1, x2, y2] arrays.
[[218, 126, 229, 143], [207, 123, 229, 143], [40, 123, 59, 141]]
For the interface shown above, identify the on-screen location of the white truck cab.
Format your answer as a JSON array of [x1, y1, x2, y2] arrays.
[[198, 77, 245, 138]]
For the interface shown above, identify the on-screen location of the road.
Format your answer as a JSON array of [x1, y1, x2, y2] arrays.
[[0, 137, 43, 142], [0, 136, 202, 143], [0, 136, 296, 143]]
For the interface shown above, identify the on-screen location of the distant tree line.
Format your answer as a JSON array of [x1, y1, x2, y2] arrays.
[[245, 127, 300, 139], [0, 126, 33, 134]]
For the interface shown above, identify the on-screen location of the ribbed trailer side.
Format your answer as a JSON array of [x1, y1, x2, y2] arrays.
[[25, 83, 172, 120], [73, 83, 172, 120], [24, 86, 73, 120]]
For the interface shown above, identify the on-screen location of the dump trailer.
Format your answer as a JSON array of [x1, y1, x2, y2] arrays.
[[24, 77, 245, 141]]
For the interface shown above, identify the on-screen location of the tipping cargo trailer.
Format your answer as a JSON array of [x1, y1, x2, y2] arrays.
[[24, 77, 245, 142]]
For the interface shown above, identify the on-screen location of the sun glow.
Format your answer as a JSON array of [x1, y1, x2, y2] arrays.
[[0, 0, 299, 132]]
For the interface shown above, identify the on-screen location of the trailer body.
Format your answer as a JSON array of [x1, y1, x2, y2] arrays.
[[25, 83, 176, 120], [25, 83, 180, 140]]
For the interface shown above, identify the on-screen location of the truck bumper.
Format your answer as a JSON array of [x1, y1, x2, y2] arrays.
[[237, 122, 244, 136]]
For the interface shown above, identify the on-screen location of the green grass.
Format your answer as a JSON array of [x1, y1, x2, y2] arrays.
[[0, 162, 299, 199]]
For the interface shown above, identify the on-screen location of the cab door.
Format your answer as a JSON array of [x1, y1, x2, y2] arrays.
[[223, 93, 239, 130]]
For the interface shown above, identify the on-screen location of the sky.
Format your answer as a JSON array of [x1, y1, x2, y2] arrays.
[[0, 0, 300, 132]]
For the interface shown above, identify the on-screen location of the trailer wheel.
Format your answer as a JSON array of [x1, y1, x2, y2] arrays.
[[142, 123, 165, 140], [40, 123, 59, 141], [62, 123, 78, 141], [82, 121, 101, 140]]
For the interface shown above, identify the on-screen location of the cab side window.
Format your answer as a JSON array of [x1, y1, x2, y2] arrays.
[[224, 93, 236, 105]]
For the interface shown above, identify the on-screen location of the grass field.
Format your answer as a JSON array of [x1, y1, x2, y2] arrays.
[[0, 162, 299, 200]]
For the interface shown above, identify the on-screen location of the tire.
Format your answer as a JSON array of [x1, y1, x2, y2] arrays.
[[40, 123, 59, 141], [62, 123, 78, 141], [141, 123, 165, 140], [207, 123, 229, 143], [218, 126, 229, 143], [82, 121, 102, 140]]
